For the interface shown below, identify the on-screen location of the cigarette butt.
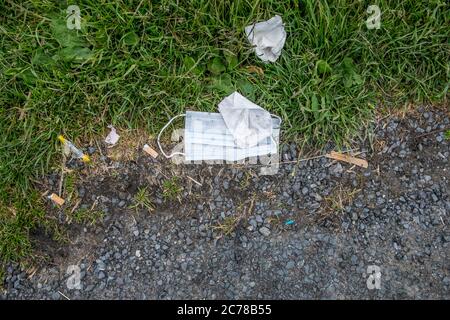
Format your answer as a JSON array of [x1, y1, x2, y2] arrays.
[[49, 193, 65, 206], [325, 151, 368, 168], [143, 144, 158, 158]]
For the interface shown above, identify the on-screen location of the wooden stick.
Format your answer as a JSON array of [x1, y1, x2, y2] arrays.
[[186, 175, 202, 186], [325, 151, 368, 168], [58, 151, 66, 197], [57, 291, 71, 300]]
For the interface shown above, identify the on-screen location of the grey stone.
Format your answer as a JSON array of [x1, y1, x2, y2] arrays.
[[259, 227, 271, 237]]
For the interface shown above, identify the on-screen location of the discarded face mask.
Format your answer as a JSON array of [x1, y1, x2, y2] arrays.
[[218, 91, 273, 148], [157, 112, 281, 162], [245, 15, 286, 63]]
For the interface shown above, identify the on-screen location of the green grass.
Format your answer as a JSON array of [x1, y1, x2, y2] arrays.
[[71, 208, 104, 225], [0, 190, 45, 268], [0, 0, 449, 269], [212, 216, 240, 236], [129, 186, 154, 213], [162, 176, 182, 201], [445, 130, 450, 140]]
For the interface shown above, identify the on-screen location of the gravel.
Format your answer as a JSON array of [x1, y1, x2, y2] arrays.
[[259, 227, 271, 237], [1, 107, 449, 300]]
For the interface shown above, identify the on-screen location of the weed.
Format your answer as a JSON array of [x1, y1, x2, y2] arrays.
[[212, 216, 240, 236], [0, 268, 4, 289], [63, 171, 77, 202], [318, 185, 362, 225], [50, 224, 70, 243], [71, 208, 104, 226], [129, 187, 154, 213], [444, 130, 450, 140], [162, 177, 182, 201], [239, 171, 253, 189], [325, 186, 361, 213]]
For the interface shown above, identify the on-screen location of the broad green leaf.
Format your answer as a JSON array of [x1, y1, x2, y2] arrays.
[[342, 57, 355, 73], [183, 56, 204, 76], [95, 29, 108, 46], [59, 46, 92, 62], [444, 130, 450, 140], [352, 73, 364, 86], [122, 32, 140, 46], [207, 57, 226, 75], [237, 79, 255, 99], [183, 56, 196, 70], [4, 67, 24, 76], [18, 69, 37, 85], [4, 67, 37, 84], [316, 59, 332, 75], [50, 17, 85, 48], [224, 53, 239, 70], [341, 57, 364, 88], [210, 73, 234, 94], [32, 49, 54, 66]]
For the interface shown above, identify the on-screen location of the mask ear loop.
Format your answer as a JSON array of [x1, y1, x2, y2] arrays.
[[269, 113, 282, 147], [157, 114, 186, 158]]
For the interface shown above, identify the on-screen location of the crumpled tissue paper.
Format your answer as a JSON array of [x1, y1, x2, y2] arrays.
[[218, 91, 273, 148], [245, 15, 286, 63], [105, 125, 120, 146]]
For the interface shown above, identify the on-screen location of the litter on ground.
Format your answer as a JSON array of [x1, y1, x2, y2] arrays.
[[245, 15, 286, 63], [104, 125, 120, 146], [48, 193, 65, 206], [218, 91, 275, 148], [157, 91, 281, 162], [325, 151, 368, 168], [143, 144, 159, 158], [58, 135, 90, 162]]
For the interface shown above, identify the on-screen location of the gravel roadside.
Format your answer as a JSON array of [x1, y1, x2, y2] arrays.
[[2, 107, 449, 299]]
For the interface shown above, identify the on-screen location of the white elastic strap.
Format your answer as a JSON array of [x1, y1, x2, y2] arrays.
[[157, 114, 186, 158], [270, 113, 282, 147], [270, 113, 282, 127]]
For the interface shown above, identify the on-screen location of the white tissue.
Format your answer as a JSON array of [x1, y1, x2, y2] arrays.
[[105, 125, 120, 146], [218, 91, 273, 148], [245, 15, 286, 63]]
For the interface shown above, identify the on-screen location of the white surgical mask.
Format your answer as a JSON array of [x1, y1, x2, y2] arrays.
[[157, 111, 281, 162]]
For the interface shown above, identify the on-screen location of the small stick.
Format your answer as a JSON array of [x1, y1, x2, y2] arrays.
[[27, 266, 38, 280], [232, 148, 362, 168], [325, 151, 368, 168], [70, 199, 82, 215], [247, 198, 255, 217], [90, 199, 98, 211], [155, 168, 169, 179], [187, 175, 202, 186], [414, 126, 449, 139], [58, 151, 66, 197], [188, 181, 192, 195], [57, 291, 70, 300], [95, 139, 105, 158]]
